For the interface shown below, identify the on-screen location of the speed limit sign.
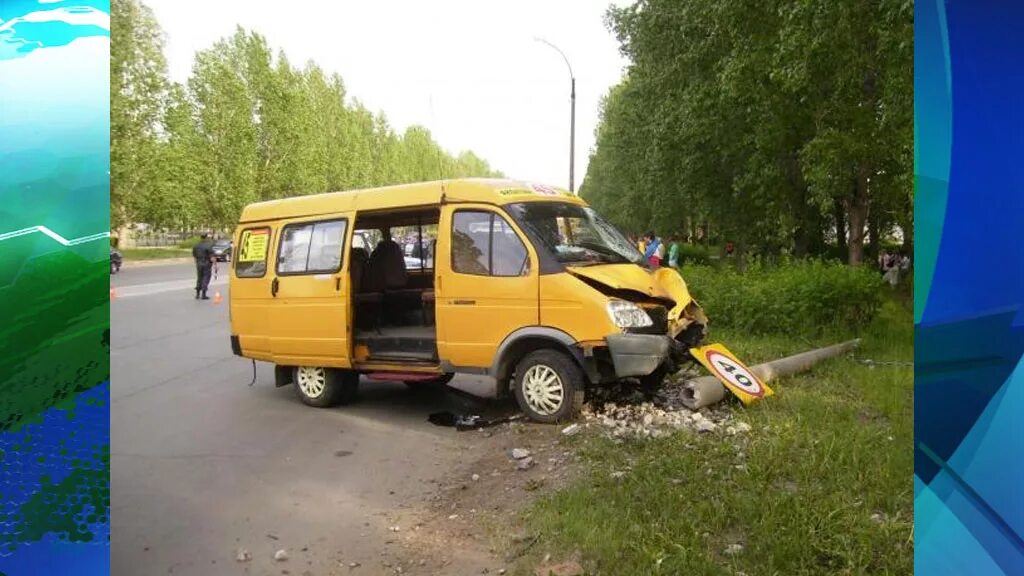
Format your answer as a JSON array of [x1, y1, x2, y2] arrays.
[[690, 343, 774, 405]]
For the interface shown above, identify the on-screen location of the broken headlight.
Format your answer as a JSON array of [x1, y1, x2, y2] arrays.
[[606, 300, 653, 328]]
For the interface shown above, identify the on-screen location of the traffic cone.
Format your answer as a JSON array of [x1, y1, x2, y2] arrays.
[[213, 290, 222, 304]]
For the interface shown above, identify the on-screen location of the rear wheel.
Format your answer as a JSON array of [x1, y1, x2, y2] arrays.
[[294, 366, 358, 407], [512, 350, 585, 424]]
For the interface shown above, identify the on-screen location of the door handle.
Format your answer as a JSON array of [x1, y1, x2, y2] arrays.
[[452, 299, 475, 305], [271, 277, 279, 297], [335, 277, 341, 291]]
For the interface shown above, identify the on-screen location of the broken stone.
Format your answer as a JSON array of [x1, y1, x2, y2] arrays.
[[561, 424, 580, 436], [511, 448, 531, 460], [349, 562, 360, 567], [472, 473, 481, 481], [236, 548, 252, 562], [388, 526, 400, 532], [695, 420, 716, 433], [735, 422, 752, 433], [534, 560, 584, 576], [610, 471, 626, 480], [724, 544, 744, 556], [448, 514, 459, 520], [274, 549, 289, 561], [516, 457, 535, 471]]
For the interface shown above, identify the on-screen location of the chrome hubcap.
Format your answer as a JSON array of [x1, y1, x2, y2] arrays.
[[522, 364, 564, 416], [297, 366, 326, 398]]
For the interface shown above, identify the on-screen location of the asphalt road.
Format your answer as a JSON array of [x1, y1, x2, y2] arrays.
[[111, 262, 511, 575]]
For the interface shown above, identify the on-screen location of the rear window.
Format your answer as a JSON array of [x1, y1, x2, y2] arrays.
[[235, 227, 271, 278]]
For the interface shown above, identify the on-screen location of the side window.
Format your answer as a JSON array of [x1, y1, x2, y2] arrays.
[[306, 220, 347, 272], [492, 218, 529, 276], [235, 227, 272, 278], [451, 211, 528, 277], [277, 219, 347, 275]]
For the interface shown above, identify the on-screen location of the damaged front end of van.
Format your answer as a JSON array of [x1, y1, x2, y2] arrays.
[[565, 264, 708, 387]]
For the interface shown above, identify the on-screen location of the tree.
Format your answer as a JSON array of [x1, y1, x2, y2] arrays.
[[110, 0, 168, 228]]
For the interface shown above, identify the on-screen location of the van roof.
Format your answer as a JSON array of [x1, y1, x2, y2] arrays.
[[238, 178, 585, 223]]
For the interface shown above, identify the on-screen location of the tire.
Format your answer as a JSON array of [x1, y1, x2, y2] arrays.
[[293, 366, 359, 407], [404, 373, 455, 388], [512, 350, 585, 424]]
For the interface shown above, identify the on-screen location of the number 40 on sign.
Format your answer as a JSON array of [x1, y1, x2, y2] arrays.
[[689, 343, 774, 405]]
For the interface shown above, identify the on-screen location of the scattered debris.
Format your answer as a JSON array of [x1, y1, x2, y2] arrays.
[[724, 543, 744, 556], [472, 473, 481, 481], [561, 424, 581, 436], [349, 562, 360, 568], [448, 514, 460, 520], [274, 549, 289, 561], [429, 412, 524, 430], [511, 448, 531, 460], [610, 471, 626, 480], [535, 560, 584, 576], [235, 548, 251, 562], [388, 526, 401, 532], [579, 376, 737, 440], [695, 420, 717, 433], [516, 456, 535, 471]]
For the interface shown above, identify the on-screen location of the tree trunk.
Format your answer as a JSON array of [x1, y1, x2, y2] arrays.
[[867, 210, 880, 263], [847, 168, 871, 266], [833, 198, 847, 254]]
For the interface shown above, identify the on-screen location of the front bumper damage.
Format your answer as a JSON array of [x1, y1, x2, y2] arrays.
[[605, 333, 688, 378]]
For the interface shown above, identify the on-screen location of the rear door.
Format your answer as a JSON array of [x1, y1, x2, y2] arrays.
[[266, 214, 354, 367], [436, 205, 538, 369]]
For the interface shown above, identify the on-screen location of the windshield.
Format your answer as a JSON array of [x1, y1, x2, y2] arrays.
[[505, 202, 643, 266]]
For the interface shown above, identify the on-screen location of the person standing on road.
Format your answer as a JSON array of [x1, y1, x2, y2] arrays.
[[192, 233, 215, 300]]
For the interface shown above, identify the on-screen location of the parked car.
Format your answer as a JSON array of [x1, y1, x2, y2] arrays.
[[110, 249, 123, 274], [211, 239, 232, 261]]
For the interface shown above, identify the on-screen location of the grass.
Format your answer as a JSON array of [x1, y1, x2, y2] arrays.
[[120, 247, 191, 261], [517, 297, 913, 575]]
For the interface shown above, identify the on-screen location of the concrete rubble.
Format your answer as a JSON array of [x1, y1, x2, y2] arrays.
[[579, 378, 744, 441]]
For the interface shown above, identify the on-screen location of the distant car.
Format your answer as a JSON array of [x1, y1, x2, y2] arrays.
[[211, 239, 232, 261], [110, 249, 122, 274]]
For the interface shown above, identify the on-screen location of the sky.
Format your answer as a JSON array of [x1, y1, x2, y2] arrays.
[[148, 0, 632, 190]]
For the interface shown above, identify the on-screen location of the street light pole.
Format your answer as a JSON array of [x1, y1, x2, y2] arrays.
[[535, 37, 576, 193]]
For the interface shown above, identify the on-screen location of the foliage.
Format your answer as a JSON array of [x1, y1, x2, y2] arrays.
[[681, 260, 884, 336], [111, 2, 503, 231], [675, 243, 714, 266], [581, 0, 913, 265]]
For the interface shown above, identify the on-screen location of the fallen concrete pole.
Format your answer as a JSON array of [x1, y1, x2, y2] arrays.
[[680, 339, 861, 409]]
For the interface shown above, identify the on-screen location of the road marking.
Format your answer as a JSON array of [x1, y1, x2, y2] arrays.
[[113, 277, 228, 299], [0, 225, 109, 246]]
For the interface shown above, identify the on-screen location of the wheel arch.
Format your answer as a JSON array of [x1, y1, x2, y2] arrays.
[[490, 327, 586, 394]]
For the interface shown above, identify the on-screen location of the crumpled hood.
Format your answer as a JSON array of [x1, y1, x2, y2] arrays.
[[566, 264, 695, 310]]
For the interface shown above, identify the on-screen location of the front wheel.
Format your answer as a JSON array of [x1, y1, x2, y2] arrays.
[[512, 350, 585, 424], [294, 366, 359, 407]]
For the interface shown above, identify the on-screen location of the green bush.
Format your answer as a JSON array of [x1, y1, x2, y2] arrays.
[[177, 236, 202, 249], [679, 259, 884, 336], [675, 243, 714, 265]]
